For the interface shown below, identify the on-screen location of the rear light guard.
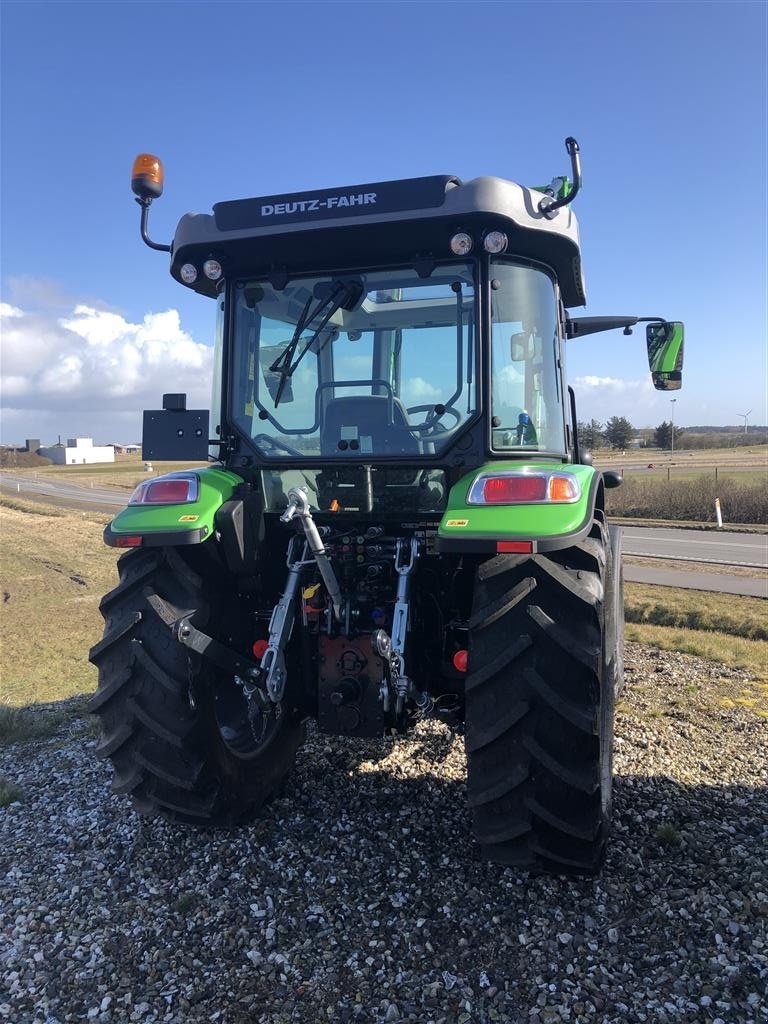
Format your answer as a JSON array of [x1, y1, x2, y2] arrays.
[[467, 469, 581, 505], [129, 472, 200, 506]]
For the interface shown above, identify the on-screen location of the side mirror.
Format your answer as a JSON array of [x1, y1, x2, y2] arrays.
[[646, 321, 684, 391], [260, 344, 294, 404], [510, 332, 527, 361]]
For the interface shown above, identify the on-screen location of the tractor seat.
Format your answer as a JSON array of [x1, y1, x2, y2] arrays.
[[321, 395, 420, 456]]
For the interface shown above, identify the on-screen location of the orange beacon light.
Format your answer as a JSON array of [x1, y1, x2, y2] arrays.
[[131, 153, 165, 202]]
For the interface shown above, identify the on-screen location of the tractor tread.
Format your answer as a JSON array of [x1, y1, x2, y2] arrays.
[[111, 764, 145, 796], [467, 577, 536, 631], [127, 697, 193, 748], [465, 699, 529, 753], [466, 761, 529, 807], [89, 546, 304, 828], [523, 666, 596, 734], [131, 642, 185, 696], [95, 720, 134, 759], [465, 524, 615, 875], [134, 750, 204, 791], [465, 635, 532, 691], [87, 665, 133, 712], [88, 612, 141, 663], [98, 555, 161, 612]]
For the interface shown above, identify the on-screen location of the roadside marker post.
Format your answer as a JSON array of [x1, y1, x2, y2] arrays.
[[715, 498, 723, 528]]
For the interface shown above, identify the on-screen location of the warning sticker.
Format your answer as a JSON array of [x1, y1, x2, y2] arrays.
[[445, 519, 469, 528], [178, 514, 199, 523]]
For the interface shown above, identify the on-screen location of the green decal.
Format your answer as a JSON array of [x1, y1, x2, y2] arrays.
[[646, 321, 684, 391]]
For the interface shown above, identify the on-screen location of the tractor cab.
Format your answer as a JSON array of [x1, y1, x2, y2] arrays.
[[135, 148, 591, 504]]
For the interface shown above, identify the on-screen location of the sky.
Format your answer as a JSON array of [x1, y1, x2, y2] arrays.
[[1, 0, 766, 444]]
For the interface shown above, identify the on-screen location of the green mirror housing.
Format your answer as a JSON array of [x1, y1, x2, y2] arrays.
[[646, 321, 684, 391]]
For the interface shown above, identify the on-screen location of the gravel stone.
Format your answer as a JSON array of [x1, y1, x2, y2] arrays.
[[1, 643, 767, 1023]]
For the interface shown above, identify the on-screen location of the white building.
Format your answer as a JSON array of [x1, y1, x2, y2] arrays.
[[40, 437, 115, 466]]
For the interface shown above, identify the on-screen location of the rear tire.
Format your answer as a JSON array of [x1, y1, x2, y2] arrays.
[[465, 519, 614, 873], [88, 546, 304, 825]]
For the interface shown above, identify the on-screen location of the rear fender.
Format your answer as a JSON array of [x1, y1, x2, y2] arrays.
[[103, 467, 244, 548], [437, 462, 601, 554]]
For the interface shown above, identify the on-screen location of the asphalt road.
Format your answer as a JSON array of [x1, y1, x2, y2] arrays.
[[3, 470, 766, 596], [0, 471, 126, 507], [624, 564, 767, 598], [622, 526, 767, 569]]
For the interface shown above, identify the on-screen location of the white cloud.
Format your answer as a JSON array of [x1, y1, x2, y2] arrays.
[[0, 298, 213, 443], [401, 376, 441, 405], [572, 374, 668, 426]]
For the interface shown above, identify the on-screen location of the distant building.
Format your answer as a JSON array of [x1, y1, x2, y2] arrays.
[[25, 438, 41, 454], [39, 437, 115, 465], [109, 442, 141, 454]]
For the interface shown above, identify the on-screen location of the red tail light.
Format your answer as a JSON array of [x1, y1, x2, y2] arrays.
[[483, 476, 547, 503], [468, 471, 581, 505], [114, 535, 143, 548], [129, 473, 199, 505], [452, 649, 468, 673], [144, 479, 193, 503]]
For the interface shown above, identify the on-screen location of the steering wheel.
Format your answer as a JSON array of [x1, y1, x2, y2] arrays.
[[407, 404, 461, 436], [252, 433, 305, 458]]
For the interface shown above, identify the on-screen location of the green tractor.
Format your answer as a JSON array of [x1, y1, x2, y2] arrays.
[[89, 139, 683, 874]]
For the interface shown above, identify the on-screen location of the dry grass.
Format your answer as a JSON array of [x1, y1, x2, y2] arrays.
[[625, 583, 768, 640], [0, 777, 24, 806], [607, 476, 767, 524], [625, 623, 768, 688], [0, 501, 119, 704], [0, 703, 66, 745]]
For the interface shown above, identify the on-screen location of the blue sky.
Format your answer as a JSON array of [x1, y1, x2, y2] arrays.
[[1, 0, 766, 442]]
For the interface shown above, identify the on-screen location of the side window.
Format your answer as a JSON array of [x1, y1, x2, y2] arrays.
[[490, 263, 564, 453]]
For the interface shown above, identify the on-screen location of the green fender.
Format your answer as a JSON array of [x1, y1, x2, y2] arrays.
[[104, 467, 244, 548], [437, 462, 600, 554]]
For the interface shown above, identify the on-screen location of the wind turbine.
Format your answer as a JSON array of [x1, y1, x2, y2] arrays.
[[737, 410, 752, 434]]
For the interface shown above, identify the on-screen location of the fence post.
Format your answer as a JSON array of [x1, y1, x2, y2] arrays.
[[667, 467, 671, 482], [715, 497, 723, 528]]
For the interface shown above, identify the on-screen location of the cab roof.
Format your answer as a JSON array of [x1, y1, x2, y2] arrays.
[[171, 174, 586, 307]]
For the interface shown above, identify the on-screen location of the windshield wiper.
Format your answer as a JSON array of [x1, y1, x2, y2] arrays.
[[269, 279, 361, 407]]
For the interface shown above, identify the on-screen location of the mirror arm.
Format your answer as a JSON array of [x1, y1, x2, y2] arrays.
[[566, 315, 668, 339], [539, 137, 581, 214], [136, 197, 172, 253]]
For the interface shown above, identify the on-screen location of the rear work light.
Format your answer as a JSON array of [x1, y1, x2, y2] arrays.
[[114, 535, 143, 548], [129, 473, 199, 506], [468, 471, 581, 505]]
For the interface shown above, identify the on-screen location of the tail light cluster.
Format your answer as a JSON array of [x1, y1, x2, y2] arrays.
[[468, 470, 581, 505], [129, 472, 200, 506]]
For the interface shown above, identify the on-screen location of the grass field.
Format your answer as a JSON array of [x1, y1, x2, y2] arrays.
[[2, 496, 766, 724], [0, 499, 118, 705]]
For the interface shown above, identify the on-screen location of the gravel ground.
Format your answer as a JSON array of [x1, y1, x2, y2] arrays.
[[1, 641, 766, 1024]]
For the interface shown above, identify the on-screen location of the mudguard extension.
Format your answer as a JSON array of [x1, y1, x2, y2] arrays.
[[103, 467, 244, 547], [437, 462, 599, 554]]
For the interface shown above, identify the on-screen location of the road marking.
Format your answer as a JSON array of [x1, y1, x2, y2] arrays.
[[624, 535, 766, 552], [623, 551, 766, 569]]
